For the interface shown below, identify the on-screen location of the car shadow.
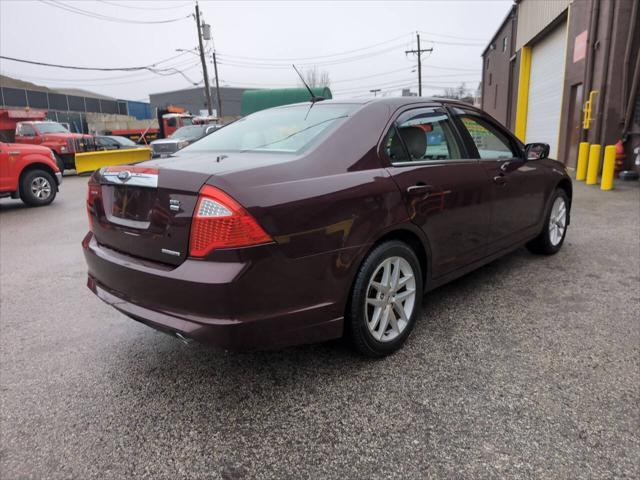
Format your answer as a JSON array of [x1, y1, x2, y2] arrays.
[[0, 199, 30, 212], [104, 246, 534, 389], [89, 246, 542, 453]]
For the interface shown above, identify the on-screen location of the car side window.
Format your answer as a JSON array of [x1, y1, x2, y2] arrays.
[[384, 108, 461, 163], [384, 126, 410, 162], [19, 124, 36, 136], [458, 116, 517, 159]]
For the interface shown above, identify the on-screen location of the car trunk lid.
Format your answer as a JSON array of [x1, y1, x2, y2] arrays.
[[90, 165, 210, 266]]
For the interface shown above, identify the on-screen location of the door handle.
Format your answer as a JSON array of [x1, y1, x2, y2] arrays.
[[500, 161, 511, 172], [406, 184, 433, 196], [493, 174, 507, 186]]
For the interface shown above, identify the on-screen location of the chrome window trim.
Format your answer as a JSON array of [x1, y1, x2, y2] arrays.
[[476, 156, 520, 163], [390, 158, 478, 167]]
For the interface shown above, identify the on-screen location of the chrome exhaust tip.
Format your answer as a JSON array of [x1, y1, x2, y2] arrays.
[[174, 332, 193, 345]]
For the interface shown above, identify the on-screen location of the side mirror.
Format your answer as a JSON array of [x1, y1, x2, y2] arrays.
[[525, 143, 550, 160]]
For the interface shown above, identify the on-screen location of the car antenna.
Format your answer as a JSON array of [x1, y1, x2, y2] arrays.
[[292, 64, 325, 103]]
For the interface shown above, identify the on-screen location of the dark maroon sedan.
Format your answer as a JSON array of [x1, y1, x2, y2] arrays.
[[83, 98, 571, 356]]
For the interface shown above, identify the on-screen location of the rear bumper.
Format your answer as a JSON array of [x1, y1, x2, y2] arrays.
[[55, 171, 62, 185], [82, 232, 346, 350]]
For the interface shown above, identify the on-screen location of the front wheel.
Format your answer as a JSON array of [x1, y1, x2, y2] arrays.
[[20, 169, 57, 206], [347, 241, 423, 357], [527, 188, 569, 255]]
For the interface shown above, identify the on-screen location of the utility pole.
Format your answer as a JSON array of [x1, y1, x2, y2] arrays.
[[405, 33, 433, 96], [370, 89, 381, 97], [195, 3, 212, 115], [212, 50, 222, 119]]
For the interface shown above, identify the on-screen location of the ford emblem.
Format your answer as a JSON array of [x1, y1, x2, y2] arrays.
[[117, 170, 132, 182]]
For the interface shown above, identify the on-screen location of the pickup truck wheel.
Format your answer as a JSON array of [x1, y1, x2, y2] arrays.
[[20, 169, 57, 206], [52, 152, 65, 173]]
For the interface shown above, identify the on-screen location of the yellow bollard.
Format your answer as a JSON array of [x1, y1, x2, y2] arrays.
[[586, 144, 601, 185], [576, 142, 590, 181], [600, 145, 616, 190]]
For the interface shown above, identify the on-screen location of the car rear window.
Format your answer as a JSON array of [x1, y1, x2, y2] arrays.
[[183, 103, 356, 154]]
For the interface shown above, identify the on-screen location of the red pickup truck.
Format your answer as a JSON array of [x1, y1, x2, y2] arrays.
[[0, 142, 62, 206], [14, 121, 95, 172]]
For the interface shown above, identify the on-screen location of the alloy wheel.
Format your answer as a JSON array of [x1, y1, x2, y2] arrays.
[[365, 256, 416, 342], [30, 176, 52, 200], [549, 196, 567, 246]]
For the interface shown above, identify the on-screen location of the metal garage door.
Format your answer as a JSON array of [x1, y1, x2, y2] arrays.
[[526, 21, 567, 159]]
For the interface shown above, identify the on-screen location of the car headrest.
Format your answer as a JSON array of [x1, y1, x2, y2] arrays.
[[399, 126, 427, 160]]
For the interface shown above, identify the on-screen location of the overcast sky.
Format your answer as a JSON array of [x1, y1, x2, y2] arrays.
[[0, 0, 512, 102]]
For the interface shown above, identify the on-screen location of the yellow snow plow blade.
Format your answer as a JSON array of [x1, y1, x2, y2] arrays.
[[74, 148, 152, 174]]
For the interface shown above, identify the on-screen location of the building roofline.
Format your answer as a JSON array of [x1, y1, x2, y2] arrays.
[[482, 3, 517, 56]]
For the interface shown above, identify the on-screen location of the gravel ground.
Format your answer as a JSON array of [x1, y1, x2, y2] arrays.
[[1, 175, 638, 479]]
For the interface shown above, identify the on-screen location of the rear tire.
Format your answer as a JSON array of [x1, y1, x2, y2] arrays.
[[19, 169, 57, 207], [347, 241, 423, 357], [526, 188, 569, 255]]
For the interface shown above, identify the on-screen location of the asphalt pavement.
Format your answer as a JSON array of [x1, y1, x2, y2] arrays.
[[1, 175, 638, 479]]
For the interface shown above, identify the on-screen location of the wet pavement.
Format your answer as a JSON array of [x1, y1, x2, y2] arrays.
[[1, 175, 638, 479]]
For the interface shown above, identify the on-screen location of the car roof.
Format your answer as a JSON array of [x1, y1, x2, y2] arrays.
[[268, 96, 480, 112]]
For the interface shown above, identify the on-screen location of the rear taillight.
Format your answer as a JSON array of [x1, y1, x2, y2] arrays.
[[86, 182, 100, 231], [189, 185, 272, 257]]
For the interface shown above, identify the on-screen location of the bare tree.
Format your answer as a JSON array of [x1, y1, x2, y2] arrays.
[[300, 66, 331, 88], [438, 82, 474, 104]]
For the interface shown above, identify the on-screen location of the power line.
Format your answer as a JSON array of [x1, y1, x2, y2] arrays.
[[332, 77, 417, 93], [212, 31, 485, 64], [39, 0, 191, 24], [2, 60, 203, 86], [3, 63, 204, 89], [97, 0, 192, 10], [214, 66, 418, 86], [217, 53, 481, 72], [218, 34, 413, 62], [419, 38, 486, 47], [0, 53, 191, 72], [418, 30, 488, 42], [217, 44, 408, 69], [0, 54, 201, 85], [217, 36, 482, 68], [334, 78, 479, 95]]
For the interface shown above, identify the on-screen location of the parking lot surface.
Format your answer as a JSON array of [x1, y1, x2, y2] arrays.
[[1, 175, 638, 479]]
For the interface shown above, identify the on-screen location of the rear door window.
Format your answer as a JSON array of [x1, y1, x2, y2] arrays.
[[384, 108, 462, 163]]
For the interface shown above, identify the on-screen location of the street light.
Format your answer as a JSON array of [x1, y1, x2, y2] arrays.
[[370, 89, 381, 97]]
